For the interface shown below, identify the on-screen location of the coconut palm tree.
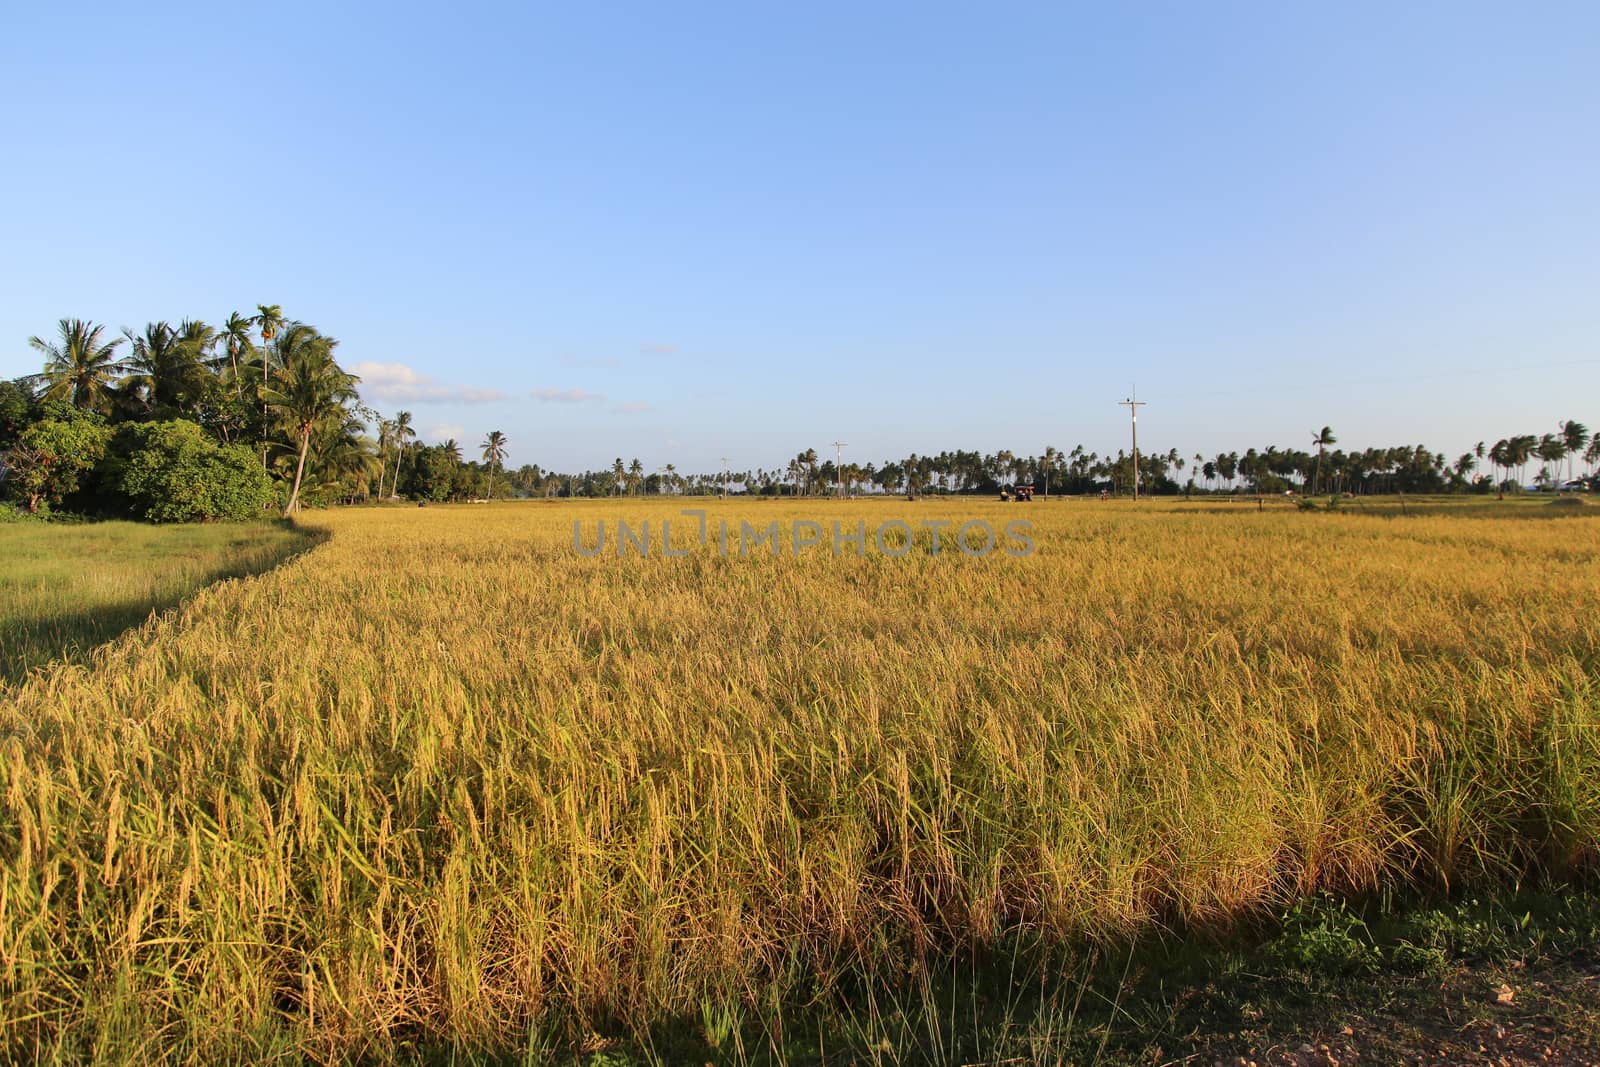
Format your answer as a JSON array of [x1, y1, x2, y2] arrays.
[[30, 319, 129, 413], [481, 430, 507, 498], [1560, 421, 1589, 482], [218, 312, 255, 392], [1310, 426, 1336, 495], [1538, 433, 1567, 488], [262, 324, 359, 515], [390, 411, 415, 498], [374, 418, 396, 500], [123, 321, 211, 416], [177, 318, 217, 364], [1490, 439, 1507, 494]]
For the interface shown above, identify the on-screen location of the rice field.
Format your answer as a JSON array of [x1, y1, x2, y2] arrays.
[[1, 498, 1597, 1063]]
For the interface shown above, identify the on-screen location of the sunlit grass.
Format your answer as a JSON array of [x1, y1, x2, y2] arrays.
[[0, 519, 317, 686], [0, 497, 1595, 1061]]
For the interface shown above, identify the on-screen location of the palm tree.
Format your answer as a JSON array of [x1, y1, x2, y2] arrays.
[[123, 321, 211, 416], [30, 319, 129, 412], [298, 409, 379, 504], [481, 430, 507, 498], [375, 417, 396, 500], [254, 304, 285, 354], [1041, 445, 1060, 497], [1310, 426, 1336, 495], [251, 305, 287, 466], [1489, 438, 1509, 497], [390, 411, 415, 497], [177, 318, 217, 363], [262, 324, 358, 515], [219, 312, 256, 393], [1560, 421, 1589, 482], [1538, 433, 1567, 488]]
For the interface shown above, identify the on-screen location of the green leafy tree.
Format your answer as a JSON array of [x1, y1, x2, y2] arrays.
[[0, 379, 36, 451], [1, 416, 112, 513], [112, 420, 273, 522]]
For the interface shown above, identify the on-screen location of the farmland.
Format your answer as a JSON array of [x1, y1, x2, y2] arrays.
[[1, 498, 1597, 1063]]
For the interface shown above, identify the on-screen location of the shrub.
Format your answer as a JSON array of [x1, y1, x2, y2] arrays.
[[113, 420, 274, 522]]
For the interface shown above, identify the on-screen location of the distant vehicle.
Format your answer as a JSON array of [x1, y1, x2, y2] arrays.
[[1558, 480, 1590, 492]]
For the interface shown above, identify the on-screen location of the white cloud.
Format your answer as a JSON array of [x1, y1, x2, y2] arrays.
[[613, 401, 654, 414], [424, 423, 465, 444], [531, 387, 605, 403], [353, 361, 507, 404], [639, 343, 675, 355]]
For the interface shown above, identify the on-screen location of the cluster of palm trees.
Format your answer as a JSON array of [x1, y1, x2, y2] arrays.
[[19, 311, 525, 514], [22, 311, 371, 514], [1482, 424, 1594, 496]]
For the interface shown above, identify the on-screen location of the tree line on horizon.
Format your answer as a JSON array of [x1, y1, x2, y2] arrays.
[[519, 425, 1597, 501], [4, 314, 1596, 519]]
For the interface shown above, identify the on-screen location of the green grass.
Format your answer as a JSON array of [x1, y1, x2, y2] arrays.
[[0, 519, 321, 686]]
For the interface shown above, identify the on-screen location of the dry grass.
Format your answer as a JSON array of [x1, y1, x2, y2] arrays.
[[1, 498, 1596, 1062]]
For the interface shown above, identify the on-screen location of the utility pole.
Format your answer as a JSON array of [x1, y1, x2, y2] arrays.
[[831, 440, 847, 497], [720, 456, 729, 498], [1118, 390, 1146, 501]]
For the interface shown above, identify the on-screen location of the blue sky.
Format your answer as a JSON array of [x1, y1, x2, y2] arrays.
[[3, 2, 1597, 472]]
